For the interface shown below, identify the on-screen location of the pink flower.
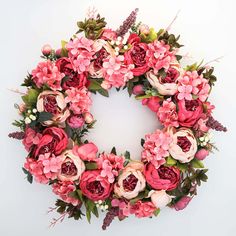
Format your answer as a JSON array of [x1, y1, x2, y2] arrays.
[[146, 40, 176, 74], [41, 44, 52, 56], [141, 130, 172, 168], [73, 143, 98, 161], [102, 55, 134, 89], [142, 96, 161, 112], [130, 201, 156, 218], [132, 84, 144, 95], [22, 127, 42, 152], [97, 153, 125, 183], [83, 112, 94, 124], [67, 114, 85, 129], [194, 114, 210, 133], [177, 85, 193, 100], [65, 87, 92, 115], [195, 149, 209, 160], [157, 98, 179, 127], [52, 181, 79, 206], [111, 199, 131, 217], [31, 60, 64, 90], [173, 196, 192, 211], [101, 29, 117, 41], [149, 190, 172, 209]]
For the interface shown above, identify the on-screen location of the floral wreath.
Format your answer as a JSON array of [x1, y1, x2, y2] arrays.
[[9, 8, 227, 230]]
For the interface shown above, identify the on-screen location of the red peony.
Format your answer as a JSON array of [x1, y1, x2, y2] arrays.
[[34, 127, 68, 157], [124, 33, 149, 76], [79, 170, 113, 201], [177, 99, 203, 127], [145, 163, 180, 190]]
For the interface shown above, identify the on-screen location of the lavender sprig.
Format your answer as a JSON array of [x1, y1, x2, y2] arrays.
[[116, 8, 139, 37], [206, 116, 227, 132], [8, 131, 25, 140], [102, 207, 119, 230]]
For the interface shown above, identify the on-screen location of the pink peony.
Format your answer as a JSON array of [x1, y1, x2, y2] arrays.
[[157, 98, 179, 127], [173, 196, 192, 211], [130, 201, 156, 218], [31, 60, 64, 90], [22, 127, 42, 152], [150, 190, 172, 209], [101, 55, 134, 89], [141, 129, 172, 168], [73, 143, 98, 161], [142, 96, 161, 112], [146, 40, 176, 74], [65, 87, 92, 115], [52, 181, 80, 206]]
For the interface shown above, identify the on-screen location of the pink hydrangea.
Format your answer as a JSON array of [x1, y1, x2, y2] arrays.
[[111, 199, 132, 217], [97, 153, 125, 183], [65, 86, 92, 115], [146, 40, 176, 74], [141, 129, 172, 168], [66, 37, 95, 73], [22, 127, 42, 152], [52, 181, 79, 206], [130, 201, 156, 218], [157, 99, 179, 127], [178, 71, 210, 102], [101, 55, 134, 89], [31, 60, 64, 90]]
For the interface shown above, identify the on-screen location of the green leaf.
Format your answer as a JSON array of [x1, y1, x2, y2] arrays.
[[166, 156, 177, 166], [86, 209, 91, 223], [124, 151, 130, 160], [97, 89, 109, 97], [61, 40, 68, 57], [141, 138, 145, 147], [85, 162, 98, 170], [176, 162, 188, 172], [22, 89, 39, 106], [22, 167, 33, 184], [111, 147, 117, 155], [153, 208, 160, 216], [37, 112, 53, 123], [88, 79, 102, 90], [191, 159, 204, 169]]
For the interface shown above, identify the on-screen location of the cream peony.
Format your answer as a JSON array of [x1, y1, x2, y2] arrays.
[[149, 190, 172, 209]]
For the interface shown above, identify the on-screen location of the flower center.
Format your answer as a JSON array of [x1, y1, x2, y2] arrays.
[[123, 174, 138, 191], [87, 181, 104, 195], [61, 160, 77, 176], [94, 48, 109, 69], [161, 67, 179, 83], [39, 139, 56, 155], [185, 99, 199, 111], [131, 45, 146, 67], [158, 166, 176, 180], [177, 136, 191, 152], [43, 95, 58, 114]]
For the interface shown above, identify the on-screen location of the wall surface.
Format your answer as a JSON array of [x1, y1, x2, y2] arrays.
[[0, 0, 235, 235]]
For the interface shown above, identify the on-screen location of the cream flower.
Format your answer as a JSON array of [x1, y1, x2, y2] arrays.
[[149, 190, 172, 209]]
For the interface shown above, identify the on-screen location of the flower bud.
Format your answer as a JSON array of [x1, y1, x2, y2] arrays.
[[173, 196, 192, 211], [55, 48, 62, 58], [132, 85, 144, 95], [195, 149, 209, 160], [41, 44, 52, 56], [84, 112, 94, 124], [138, 24, 150, 35]]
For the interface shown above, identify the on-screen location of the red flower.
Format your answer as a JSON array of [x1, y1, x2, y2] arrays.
[[142, 96, 161, 112], [79, 170, 113, 201], [34, 127, 68, 157], [124, 33, 149, 76], [56, 57, 89, 90], [177, 99, 203, 127], [145, 163, 180, 190]]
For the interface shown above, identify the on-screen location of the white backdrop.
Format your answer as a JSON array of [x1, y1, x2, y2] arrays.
[[1, 0, 236, 235]]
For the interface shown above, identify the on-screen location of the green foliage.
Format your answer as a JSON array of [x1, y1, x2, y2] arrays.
[[37, 112, 53, 123], [165, 156, 177, 166], [12, 119, 25, 131], [129, 190, 149, 205], [21, 74, 36, 88], [131, 21, 142, 33], [84, 198, 99, 223], [21, 89, 39, 107], [22, 167, 33, 184], [85, 162, 98, 170], [111, 147, 117, 155], [153, 208, 160, 216], [202, 67, 217, 86], [61, 40, 68, 57], [140, 28, 157, 43], [88, 79, 109, 97], [158, 31, 183, 50], [190, 158, 205, 169]]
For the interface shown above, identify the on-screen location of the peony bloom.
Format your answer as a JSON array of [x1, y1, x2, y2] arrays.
[[114, 161, 146, 199], [145, 163, 180, 190], [141, 129, 172, 168], [149, 190, 172, 209], [146, 40, 176, 74], [34, 127, 68, 157], [130, 201, 156, 218], [67, 114, 85, 129], [31, 60, 64, 90], [124, 33, 149, 76], [142, 96, 161, 112], [56, 57, 89, 90], [52, 181, 80, 206], [57, 149, 85, 182], [157, 98, 179, 127], [146, 67, 179, 96], [73, 143, 98, 161], [101, 55, 134, 89], [79, 170, 113, 201], [195, 149, 209, 160], [37, 91, 70, 126], [173, 196, 192, 211], [168, 128, 197, 163], [65, 87, 92, 115], [22, 127, 42, 152], [177, 99, 203, 127]]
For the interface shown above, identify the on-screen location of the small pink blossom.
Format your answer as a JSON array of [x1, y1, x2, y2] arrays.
[[22, 127, 42, 152], [65, 87, 92, 115], [31, 60, 64, 90], [177, 85, 193, 100], [141, 130, 172, 168], [130, 201, 156, 218]]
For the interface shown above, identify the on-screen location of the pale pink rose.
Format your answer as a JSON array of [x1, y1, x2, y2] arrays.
[[73, 143, 98, 161], [57, 149, 85, 182], [149, 190, 172, 209], [146, 69, 178, 96], [37, 91, 70, 126], [168, 128, 197, 163], [195, 149, 209, 160], [173, 196, 192, 211], [114, 161, 146, 199], [83, 112, 94, 124]]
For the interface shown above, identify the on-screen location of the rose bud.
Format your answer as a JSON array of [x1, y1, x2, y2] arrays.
[[195, 149, 209, 160], [55, 48, 62, 58], [173, 196, 192, 211], [138, 24, 150, 35], [73, 143, 98, 161], [149, 190, 172, 209], [41, 44, 52, 56], [132, 85, 144, 95], [84, 112, 94, 124]]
